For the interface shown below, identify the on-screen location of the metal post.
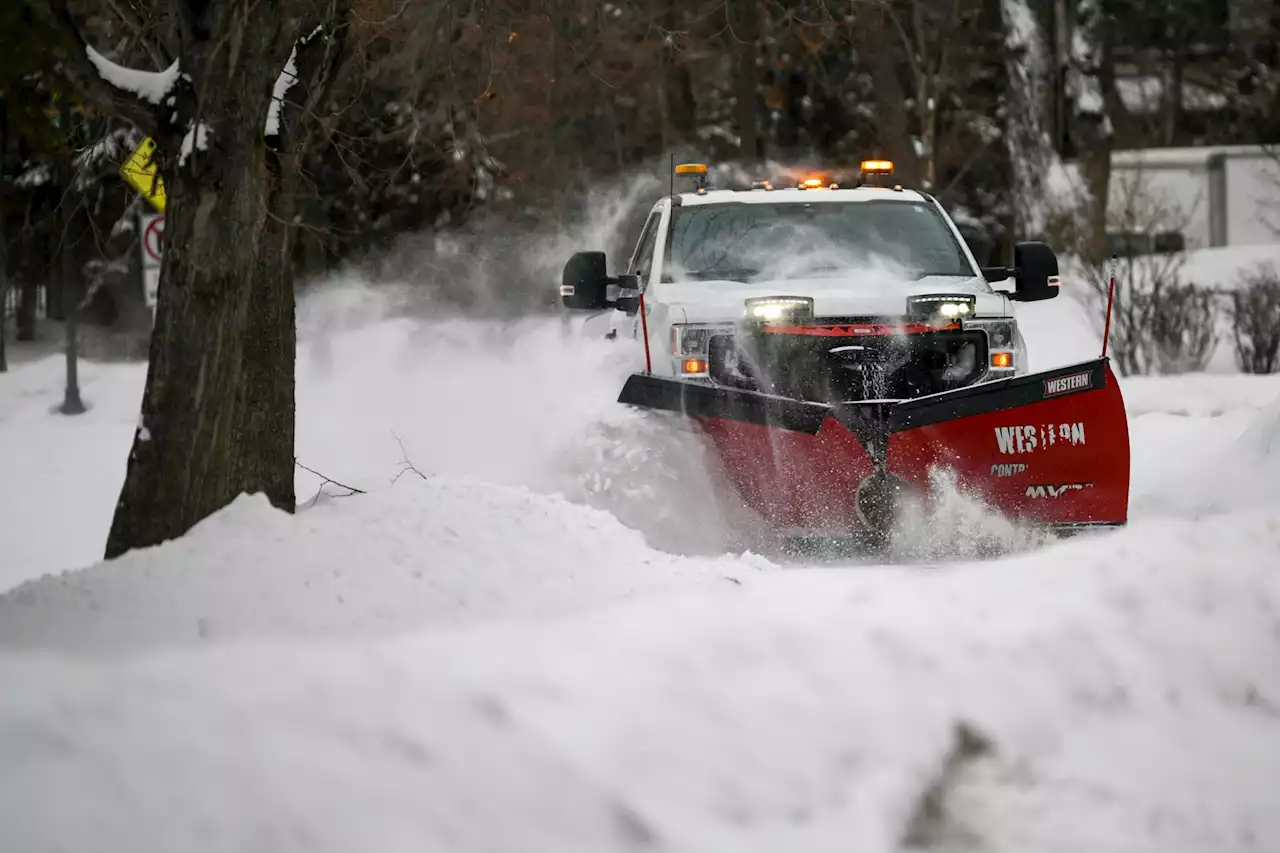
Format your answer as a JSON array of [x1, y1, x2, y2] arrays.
[[1101, 254, 1117, 359], [58, 101, 85, 415], [1206, 152, 1228, 247]]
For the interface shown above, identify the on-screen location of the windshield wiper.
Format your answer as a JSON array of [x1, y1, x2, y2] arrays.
[[910, 270, 971, 279], [678, 267, 760, 282]]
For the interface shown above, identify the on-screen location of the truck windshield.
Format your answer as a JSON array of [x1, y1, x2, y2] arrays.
[[664, 200, 974, 282]]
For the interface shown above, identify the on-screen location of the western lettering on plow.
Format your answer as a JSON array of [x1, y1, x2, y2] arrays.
[[995, 422, 1086, 455], [1043, 371, 1092, 398]]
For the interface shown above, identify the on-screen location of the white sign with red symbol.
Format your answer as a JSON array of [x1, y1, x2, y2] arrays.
[[140, 213, 164, 308]]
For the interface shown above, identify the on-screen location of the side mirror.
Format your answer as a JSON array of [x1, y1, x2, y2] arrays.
[[1009, 241, 1061, 302], [561, 251, 611, 311], [614, 274, 641, 314]]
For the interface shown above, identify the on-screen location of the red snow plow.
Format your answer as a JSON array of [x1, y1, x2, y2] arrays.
[[584, 158, 1129, 542], [617, 342, 1130, 542]]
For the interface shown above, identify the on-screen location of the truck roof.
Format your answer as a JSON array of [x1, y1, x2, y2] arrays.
[[672, 186, 931, 207]]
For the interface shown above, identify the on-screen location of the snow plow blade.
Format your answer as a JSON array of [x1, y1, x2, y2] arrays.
[[617, 358, 1130, 535]]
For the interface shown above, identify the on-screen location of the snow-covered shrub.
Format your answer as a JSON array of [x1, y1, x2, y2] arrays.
[[1148, 280, 1219, 374], [1079, 255, 1219, 376], [1228, 263, 1280, 374], [1074, 167, 1219, 375]]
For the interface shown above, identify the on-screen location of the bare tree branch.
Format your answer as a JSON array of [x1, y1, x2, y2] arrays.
[[101, 0, 173, 69], [296, 458, 367, 506], [390, 432, 430, 484], [46, 0, 170, 136]]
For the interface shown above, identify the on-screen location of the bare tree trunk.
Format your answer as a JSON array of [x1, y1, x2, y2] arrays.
[[1163, 49, 1183, 146], [1002, 0, 1054, 240], [1080, 141, 1112, 260], [729, 0, 761, 165], [86, 9, 305, 558], [0, 272, 7, 375], [1070, 0, 1119, 262], [0, 111, 7, 374], [17, 275, 36, 341], [660, 0, 695, 147], [858, 9, 923, 188], [106, 140, 287, 555], [38, 0, 355, 559], [234, 149, 299, 510]]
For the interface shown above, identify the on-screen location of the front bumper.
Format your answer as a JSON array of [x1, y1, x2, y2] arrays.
[[699, 319, 1007, 404]]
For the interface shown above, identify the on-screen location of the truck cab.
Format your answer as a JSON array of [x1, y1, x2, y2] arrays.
[[560, 160, 1062, 402]]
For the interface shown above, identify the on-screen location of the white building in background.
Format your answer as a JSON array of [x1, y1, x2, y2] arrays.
[[1107, 145, 1280, 249]]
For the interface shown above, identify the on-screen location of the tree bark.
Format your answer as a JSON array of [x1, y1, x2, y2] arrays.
[[1162, 48, 1183, 147], [0, 270, 7, 376], [105, 143, 284, 556], [0, 112, 7, 374], [17, 275, 37, 341], [1068, 0, 1117, 263], [660, 0, 695, 147], [728, 0, 761, 165], [857, 8, 923, 188], [235, 151, 298, 514], [89, 5, 310, 559]]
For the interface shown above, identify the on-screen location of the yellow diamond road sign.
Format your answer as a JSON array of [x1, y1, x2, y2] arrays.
[[120, 136, 166, 212]]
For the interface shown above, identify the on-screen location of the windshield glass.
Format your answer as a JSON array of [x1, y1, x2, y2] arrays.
[[664, 200, 975, 282]]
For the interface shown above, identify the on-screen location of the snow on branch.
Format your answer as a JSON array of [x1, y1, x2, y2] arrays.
[[48, 0, 173, 135], [85, 45, 181, 105], [266, 46, 300, 137], [265, 25, 327, 138], [179, 122, 212, 167]]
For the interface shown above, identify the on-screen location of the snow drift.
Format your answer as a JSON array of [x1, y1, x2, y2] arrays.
[[4, 233, 1280, 852], [2, 488, 1279, 852], [0, 478, 764, 653]]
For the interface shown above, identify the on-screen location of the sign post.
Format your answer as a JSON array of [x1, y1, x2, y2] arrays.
[[140, 212, 164, 315]]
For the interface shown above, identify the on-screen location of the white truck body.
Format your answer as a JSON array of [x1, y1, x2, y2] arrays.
[[577, 184, 1033, 383]]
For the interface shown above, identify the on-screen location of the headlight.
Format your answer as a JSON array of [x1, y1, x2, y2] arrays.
[[961, 317, 1019, 374], [671, 323, 732, 376], [961, 317, 1016, 348], [906, 293, 976, 321], [744, 296, 814, 324], [671, 325, 712, 355]]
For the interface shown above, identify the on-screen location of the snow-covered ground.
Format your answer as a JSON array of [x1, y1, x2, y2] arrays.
[[3, 254, 1280, 851]]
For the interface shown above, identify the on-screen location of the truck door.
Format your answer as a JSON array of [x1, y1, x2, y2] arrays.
[[614, 210, 663, 339]]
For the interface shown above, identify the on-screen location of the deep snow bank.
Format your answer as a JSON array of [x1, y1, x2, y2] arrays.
[[3, 267, 1280, 851], [0, 477, 765, 653], [1134, 389, 1280, 518], [0, 308, 752, 593], [2, 502, 1279, 852]]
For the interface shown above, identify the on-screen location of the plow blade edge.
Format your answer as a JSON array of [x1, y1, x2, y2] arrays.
[[617, 358, 1130, 533]]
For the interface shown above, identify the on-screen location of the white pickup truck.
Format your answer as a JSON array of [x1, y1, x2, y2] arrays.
[[559, 161, 1062, 403]]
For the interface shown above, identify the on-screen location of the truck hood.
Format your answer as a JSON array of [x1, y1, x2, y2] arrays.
[[662, 274, 1010, 323]]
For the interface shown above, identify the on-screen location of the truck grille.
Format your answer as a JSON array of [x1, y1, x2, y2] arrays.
[[708, 327, 988, 403]]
